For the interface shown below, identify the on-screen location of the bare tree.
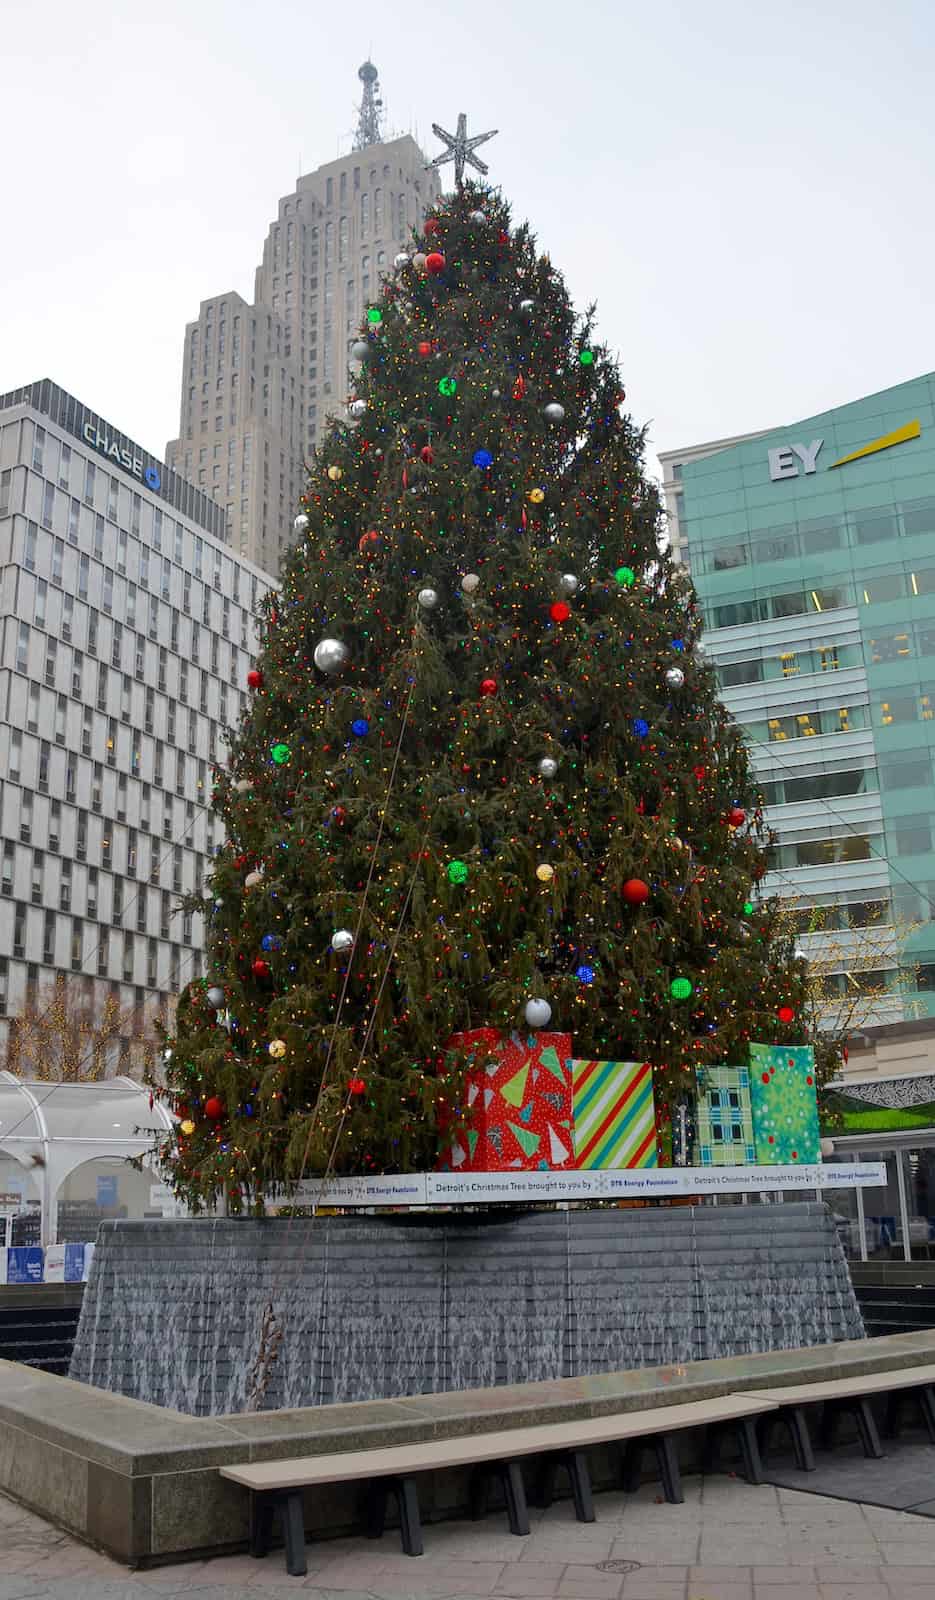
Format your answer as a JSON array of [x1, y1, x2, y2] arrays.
[[4, 975, 163, 1082]]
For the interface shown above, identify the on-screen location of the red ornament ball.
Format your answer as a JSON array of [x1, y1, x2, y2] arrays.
[[358, 530, 380, 554], [424, 217, 440, 236], [425, 251, 446, 276], [777, 1004, 796, 1025], [479, 677, 498, 697], [728, 806, 746, 828], [246, 669, 263, 690], [348, 1076, 366, 1095], [420, 444, 434, 465], [204, 1096, 224, 1121], [331, 805, 347, 825], [550, 601, 571, 623], [417, 341, 433, 357], [622, 878, 651, 906], [252, 958, 270, 979]]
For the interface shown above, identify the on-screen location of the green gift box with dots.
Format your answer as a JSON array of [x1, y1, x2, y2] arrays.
[[749, 1043, 821, 1165]]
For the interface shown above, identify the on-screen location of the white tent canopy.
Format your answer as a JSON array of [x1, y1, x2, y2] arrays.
[[0, 1073, 174, 1244]]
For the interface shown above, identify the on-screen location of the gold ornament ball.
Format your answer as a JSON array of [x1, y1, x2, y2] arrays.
[[528, 487, 545, 504], [536, 863, 555, 883], [268, 1038, 287, 1059], [180, 1119, 195, 1136], [327, 465, 343, 482]]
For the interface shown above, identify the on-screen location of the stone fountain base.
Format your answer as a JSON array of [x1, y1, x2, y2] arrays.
[[70, 1202, 862, 1417]]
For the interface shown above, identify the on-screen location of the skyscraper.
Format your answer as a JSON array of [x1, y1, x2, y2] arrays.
[[166, 63, 439, 577]]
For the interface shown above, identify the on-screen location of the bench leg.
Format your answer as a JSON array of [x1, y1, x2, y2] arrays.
[[394, 1476, 423, 1558], [621, 1439, 644, 1493], [735, 1417, 764, 1485], [854, 1399, 884, 1460], [653, 1434, 683, 1504], [788, 1406, 816, 1473], [365, 1480, 389, 1540], [249, 1493, 274, 1559], [756, 1412, 775, 1469], [567, 1450, 595, 1524], [281, 1490, 307, 1578], [920, 1385, 935, 1445], [499, 1460, 530, 1537]]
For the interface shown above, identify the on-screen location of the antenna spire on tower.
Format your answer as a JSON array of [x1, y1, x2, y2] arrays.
[[354, 60, 384, 150]]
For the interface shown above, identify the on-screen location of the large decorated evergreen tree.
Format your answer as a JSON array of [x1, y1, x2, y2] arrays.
[[156, 148, 835, 1211]]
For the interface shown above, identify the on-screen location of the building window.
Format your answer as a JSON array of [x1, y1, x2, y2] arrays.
[[1, 843, 13, 897], [14, 903, 27, 960], [49, 800, 61, 853], [27, 683, 40, 734], [42, 910, 56, 965], [16, 621, 30, 674], [103, 569, 114, 613], [71, 918, 83, 972], [78, 553, 89, 600], [37, 740, 50, 793], [9, 730, 22, 782], [44, 637, 57, 687], [33, 424, 45, 472], [35, 579, 47, 628], [84, 459, 96, 505], [97, 926, 109, 976], [20, 791, 33, 844], [59, 859, 72, 911], [68, 498, 80, 543], [87, 868, 98, 921]]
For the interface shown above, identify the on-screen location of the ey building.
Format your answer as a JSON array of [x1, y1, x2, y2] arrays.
[[0, 379, 274, 1065], [166, 61, 439, 577]]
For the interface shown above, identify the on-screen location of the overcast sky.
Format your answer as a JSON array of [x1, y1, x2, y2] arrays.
[[3, 0, 933, 481]]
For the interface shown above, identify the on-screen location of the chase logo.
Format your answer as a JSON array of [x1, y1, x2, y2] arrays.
[[145, 465, 161, 490], [768, 419, 921, 481]]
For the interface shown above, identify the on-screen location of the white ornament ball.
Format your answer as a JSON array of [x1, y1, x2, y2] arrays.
[[559, 573, 579, 595], [417, 587, 439, 610], [538, 756, 558, 779], [234, 778, 253, 794], [461, 573, 480, 595], [394, 251, 410, 269], [348, 398, 367, 420], [313, 638, 349, 675], [491, 388, 501, 399], [694, 639, 707, 659], [331, 929, 354, 953], [794, 945, 808, 963], [206, 986, 225, 1009], [293, 512, 310, 534], [820, 1137, 836, 1158], [543, 402, 565, 424], [518, 298, 535, 316], [525, 997, 552, 1029], [413, 252, 428, 272], [244, 870, 263, 889], [350, 340, 370, 363], [664, 667, 685, 691], [469, 209, 486, 225]]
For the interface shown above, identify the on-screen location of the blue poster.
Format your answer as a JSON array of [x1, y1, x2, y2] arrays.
[[96, 1175, 118, 1207], [64, 1243, 86, 1283], [7, 1246, 44, 1284]]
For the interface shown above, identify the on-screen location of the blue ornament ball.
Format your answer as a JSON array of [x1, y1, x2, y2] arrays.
[[261, 934, 283, 952], [576, 964, 595, 985], [632, 717, 650, 738], [351, 718, 369, 737], [472, 448, 493, 469]]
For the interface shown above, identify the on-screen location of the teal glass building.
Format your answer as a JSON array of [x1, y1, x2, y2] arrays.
[[660, 373, 935, 1024]]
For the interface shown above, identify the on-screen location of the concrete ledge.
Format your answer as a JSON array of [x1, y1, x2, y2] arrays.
[[4, 1330, 935, 1565]]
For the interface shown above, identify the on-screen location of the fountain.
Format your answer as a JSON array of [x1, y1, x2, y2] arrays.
[[70, 1202, 863, 1415]]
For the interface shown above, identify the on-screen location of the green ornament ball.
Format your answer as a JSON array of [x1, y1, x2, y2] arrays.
[[366, 307, 382, 325], [438, 376, 457, 397], [271, 743, 291, 765], [447, 860, 469, 885], [579, 349, 595, 366], [615, 566, 636, 587], [743, 900, 755, 916], [670, 976, 693, 1001]]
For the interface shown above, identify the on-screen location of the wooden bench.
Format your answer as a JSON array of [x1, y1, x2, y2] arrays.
[[219, 1392, 778, 1576], [747, 1361, 935, 1472]]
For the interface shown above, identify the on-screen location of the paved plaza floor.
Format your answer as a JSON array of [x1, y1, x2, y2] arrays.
[[2, 1472, 935, 1600]]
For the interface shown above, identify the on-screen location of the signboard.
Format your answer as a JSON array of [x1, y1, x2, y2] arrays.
[[44, 1244, 66, 1284], [278, 1161, 886, 1210], [6, 1246, 44, 1284], [96, 1175, 118, 1208]]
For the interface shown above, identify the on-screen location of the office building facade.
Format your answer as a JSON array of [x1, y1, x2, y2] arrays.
[[0, 380, 274, 1063], [660, 373, 935, 1027], [166, 64, 439, 576]]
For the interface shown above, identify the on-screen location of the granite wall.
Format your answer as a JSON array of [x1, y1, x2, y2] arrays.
[[70, 1203, 863, 1416]]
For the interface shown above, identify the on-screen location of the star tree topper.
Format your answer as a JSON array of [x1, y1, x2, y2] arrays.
[[428, 112, 498, 188]]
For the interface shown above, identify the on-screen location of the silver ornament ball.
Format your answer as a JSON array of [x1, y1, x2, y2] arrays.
[[293, 512, 310, 534], [525, 997, 552, 1029], [233, 778, 253, 793], [537, 756, 558, 779], [559, 573, 579, 596], [461, 573, 480, 595], [331, 929, 354, 953], [794, 945, 808, 963], [412, 252, 427, 272], [665, 667, 686, 691], [350, 340, 370, 363], [417, 587, 439, 610], [491, 389, 501, 399], [694, 639, 707, 659], [313, 637, 349, 675], [518, 298, 535, 316], [543, 402, 566, 424], [348, 398, 367, 419], [206, 986, 225, 1009], [394, 251, 410, 269], [469, 209, 486, 225]]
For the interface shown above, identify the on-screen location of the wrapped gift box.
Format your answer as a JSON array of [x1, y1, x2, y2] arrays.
[[570, 1059, 658, 1169], [749, 1043, 821, 1164], [439, 1029, 574, 1171], [694, 1065, 756, 1166]]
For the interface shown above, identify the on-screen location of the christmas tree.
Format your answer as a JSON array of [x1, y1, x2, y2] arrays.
[[157, 146, 834, 1211]]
